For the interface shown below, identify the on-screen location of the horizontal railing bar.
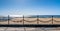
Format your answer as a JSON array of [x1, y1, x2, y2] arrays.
[[0, 24, 60, 27]]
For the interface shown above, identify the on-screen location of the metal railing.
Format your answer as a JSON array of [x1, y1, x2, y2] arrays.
[[0, 15, 60, 25]]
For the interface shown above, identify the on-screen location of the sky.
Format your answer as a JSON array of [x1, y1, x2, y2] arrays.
[[0, 0, 60, 16]]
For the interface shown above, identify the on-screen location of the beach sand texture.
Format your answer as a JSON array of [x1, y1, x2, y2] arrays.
[[0, 18, 60, 24]]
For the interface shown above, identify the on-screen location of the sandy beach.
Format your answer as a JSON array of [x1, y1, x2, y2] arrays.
[[0, 18, 60, 24]]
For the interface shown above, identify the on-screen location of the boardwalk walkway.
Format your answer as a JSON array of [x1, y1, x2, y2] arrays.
[[0, 27, 60, 31]]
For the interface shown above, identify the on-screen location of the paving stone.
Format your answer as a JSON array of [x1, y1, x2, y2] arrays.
[[0, 27, 60, 31]]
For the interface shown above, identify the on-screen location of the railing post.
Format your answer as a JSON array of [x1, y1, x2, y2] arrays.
[[8, 15, 9, 25], [37, 15, 39, 24], [23, 15, 24, 25], [52, 16, 53, 24]]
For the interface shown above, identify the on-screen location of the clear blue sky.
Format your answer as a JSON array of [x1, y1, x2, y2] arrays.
[[0, 0, 60, 15]]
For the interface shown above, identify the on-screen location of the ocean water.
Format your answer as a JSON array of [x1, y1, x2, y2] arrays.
[[0, 15, 60, 20], [24, 15, 60, 18], [0, 17, 13, 21]]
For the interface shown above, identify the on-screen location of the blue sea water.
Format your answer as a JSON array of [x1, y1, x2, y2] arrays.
[[0, 15, 60, 20], [0, 17, 13, 21], [26, 15, 60, 18]]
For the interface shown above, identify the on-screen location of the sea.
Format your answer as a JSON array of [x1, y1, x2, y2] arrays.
[[0, 15, 60, 21]]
